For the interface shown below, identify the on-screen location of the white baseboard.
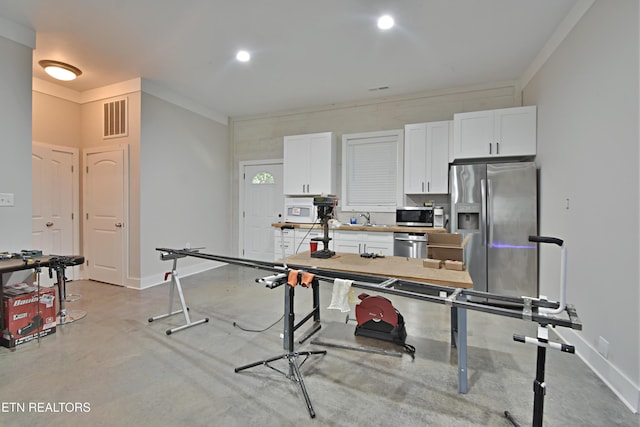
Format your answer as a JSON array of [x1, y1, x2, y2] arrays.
[[554, 328, 639, 413], [134, 261, 224, 290]]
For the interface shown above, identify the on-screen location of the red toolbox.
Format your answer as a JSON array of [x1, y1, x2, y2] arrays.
[[2, 283, 56, 348]]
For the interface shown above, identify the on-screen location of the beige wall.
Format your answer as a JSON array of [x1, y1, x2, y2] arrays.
[[0, 35, 33, 251], [139, 93, 231, 287], [31, 87, 231, 289], [523, 0, 639, 411], [32, 91, 81, 148], [230, 82, 523, 254], [80, 92, 142, 285]]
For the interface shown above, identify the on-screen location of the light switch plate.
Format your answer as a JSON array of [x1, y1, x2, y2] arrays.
[[0, 193, 14, 206]]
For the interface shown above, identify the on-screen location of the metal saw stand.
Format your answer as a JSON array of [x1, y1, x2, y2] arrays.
[[504, 324, 575, 427], [504, 236, 576, 427], [148, 250, 209, 335], [235, 273, 326, 419]]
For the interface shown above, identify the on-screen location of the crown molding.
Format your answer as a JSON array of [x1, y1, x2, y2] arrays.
[[141, 79, 228, 125], [32, 76, 228, 125], [79, 78, 142, 103], [520, 0, 596, 89], [32, 78, 82, 102], [0, 16, 35, 48]]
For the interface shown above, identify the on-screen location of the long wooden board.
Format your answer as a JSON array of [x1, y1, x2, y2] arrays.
[[284, 251, 472, 288]]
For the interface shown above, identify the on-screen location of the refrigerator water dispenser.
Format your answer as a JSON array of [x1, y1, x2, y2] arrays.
[[457, 212, 479, 230]]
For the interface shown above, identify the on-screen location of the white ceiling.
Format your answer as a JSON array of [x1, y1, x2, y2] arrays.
[[0, 0, 579, 118]]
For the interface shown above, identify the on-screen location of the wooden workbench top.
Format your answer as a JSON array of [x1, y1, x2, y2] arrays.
[[284, 251, 472, 288], [272, 222, 445, 234]]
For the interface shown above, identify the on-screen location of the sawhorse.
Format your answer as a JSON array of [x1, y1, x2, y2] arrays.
[[148, 250, 209, 335]]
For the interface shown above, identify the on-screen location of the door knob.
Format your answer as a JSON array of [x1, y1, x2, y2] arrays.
[[46, 222, 54, 227], [115, 223, 123, 228]]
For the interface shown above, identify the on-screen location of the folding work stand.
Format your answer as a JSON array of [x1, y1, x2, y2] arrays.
[[148, 250, 209, 335], [505, 236, 576, 427], [504, 324, 575, 427], [235, 271, 326, 419]]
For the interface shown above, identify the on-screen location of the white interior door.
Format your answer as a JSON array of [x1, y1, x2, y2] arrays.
[[32, 142, 79, 282], [84, 146, 127, 286], [241, 162, 283, 261]]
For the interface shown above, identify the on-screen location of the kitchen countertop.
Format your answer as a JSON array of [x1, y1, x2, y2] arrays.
[[284, 251, 472, 288], [272, 222, 445, 234]]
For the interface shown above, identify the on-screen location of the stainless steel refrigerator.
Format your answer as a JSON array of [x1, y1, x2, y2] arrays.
[[450, 162, 538, 298]]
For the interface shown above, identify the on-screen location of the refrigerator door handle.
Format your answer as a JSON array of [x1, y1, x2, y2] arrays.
[[481, 179, 487, 247], [487, 178, 494, 247]]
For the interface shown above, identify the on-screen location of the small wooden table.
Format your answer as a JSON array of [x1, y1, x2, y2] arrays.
[[284, 251, 473, 289]]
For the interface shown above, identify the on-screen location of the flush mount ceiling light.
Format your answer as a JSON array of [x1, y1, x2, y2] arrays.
[[39, 60, 82, 81], [236, 50, 251, 62], [377, 14, 394, 30]]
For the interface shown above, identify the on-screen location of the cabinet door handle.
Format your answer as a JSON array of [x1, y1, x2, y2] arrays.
[[422, 182, 424, 192], [496, 142, 500, 154], [489, 143, 492, 154], [302, 184, 305, 193], [306, 184, 310, 193], [427, 182, 430, 192], [115, 223, 123, 228], [46, 222, 54, 227]]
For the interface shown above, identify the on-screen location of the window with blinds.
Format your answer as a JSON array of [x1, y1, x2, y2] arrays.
[[341, 130, 404, 212]]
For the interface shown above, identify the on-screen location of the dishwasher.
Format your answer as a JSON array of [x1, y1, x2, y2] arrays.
[[393, 232, 427, 258]]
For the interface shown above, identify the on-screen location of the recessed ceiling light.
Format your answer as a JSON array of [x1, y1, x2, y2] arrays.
[[39, 60, 82, 81], [236, 50, 251, 62], [377, 15, 394, 30]]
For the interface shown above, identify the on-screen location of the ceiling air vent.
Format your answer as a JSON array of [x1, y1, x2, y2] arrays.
[[103, 98, 128, 139]]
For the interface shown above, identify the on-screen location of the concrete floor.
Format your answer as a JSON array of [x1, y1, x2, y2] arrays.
[[0, 264, 637, 427]]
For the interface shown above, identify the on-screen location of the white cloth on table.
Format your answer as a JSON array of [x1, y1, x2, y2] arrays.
[[328, 278, 353, 313]]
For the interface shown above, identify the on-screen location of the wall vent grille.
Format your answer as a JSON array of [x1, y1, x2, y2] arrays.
[[103, 98, 128, 139]]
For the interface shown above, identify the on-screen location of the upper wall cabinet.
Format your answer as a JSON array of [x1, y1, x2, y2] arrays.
[[283, 132, 336, 196], [404, 121, 451, 194], [453, 106, 537, 160]]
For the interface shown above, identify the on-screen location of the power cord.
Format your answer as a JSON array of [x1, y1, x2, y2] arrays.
[[233, 314, 285, 333], [294, 218, 321, 254]]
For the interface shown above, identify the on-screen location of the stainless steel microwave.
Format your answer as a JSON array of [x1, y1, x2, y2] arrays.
[[396, 206, 433, 227]]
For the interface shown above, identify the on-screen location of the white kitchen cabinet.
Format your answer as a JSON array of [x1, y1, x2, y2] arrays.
[[333, 230, 366, 254], [333, 230, 393, 256], [273, 228, 295, 260], [295, 228, 333, 253], [283, 132, 336, 195], [453, 106, 536, 160], [404, 121, 451, 194], [274, 227, 394, 258], [363, 232, 394, 256]]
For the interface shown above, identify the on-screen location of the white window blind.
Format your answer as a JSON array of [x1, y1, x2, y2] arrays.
[[342, 130, 403, 212]]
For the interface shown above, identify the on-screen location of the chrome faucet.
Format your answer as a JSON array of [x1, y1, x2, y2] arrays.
[[360, 212, 372, 225]]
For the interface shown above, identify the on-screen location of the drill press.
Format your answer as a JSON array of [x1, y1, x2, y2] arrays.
[[311, 196, 338, 259]]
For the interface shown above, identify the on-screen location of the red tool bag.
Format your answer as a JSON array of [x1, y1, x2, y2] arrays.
[[354, 294, 415, 356]]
